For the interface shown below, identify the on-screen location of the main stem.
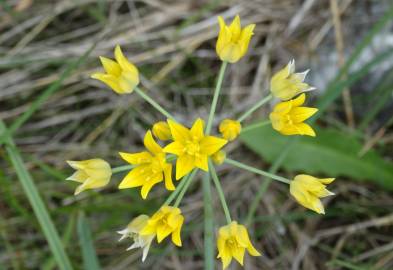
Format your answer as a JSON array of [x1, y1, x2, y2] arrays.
[[202, 173, 214, 270], [209, 160, 232, 224], [134, 87, 176, 121], [224, 158, 291, 184], [205, 61, 228, 134], [237, 94, 272, 123]]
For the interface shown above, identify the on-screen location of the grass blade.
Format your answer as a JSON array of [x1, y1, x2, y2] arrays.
[[77, 212, 101, 270], [0, 120, 73, 270]]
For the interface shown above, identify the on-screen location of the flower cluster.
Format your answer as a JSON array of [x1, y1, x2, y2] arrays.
[[66, 15, 335, 269]]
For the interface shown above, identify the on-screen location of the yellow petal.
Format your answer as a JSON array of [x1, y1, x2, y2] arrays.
[[218, 43, 242, 63], [171, 216, 183, 247], [167, 119, 190, 143], [200, 136, 227, 155], [140, 174, 162, 199], [229, 15, 241, 38], [163, 164, 175, 190], [175, 155, 195, 180], [319, 178, 335, 184], [114, 45, 138, 75], [66, 170, 88, 183], [194, 154, 208, 171], [190, 118, 205, 141], [296, 123, 316, 136], [290, 107, 318, 123], [144, 130, 162, 154], [99, 56, 121, 76], [156, 225, 172, 243], [118, 165, 148, 189], [91, 73, 123, 94], [163, 141, 185, 156], [119, 151, 152, 164], [231, 246, 245, 266], [292, 93, 306, 107]]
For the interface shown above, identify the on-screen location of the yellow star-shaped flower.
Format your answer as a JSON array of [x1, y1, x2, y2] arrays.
[[118, 130, 174, 199], [164, 118, 227, 179]]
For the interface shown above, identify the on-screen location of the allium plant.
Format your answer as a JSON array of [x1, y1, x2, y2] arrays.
[[66, 15, 335, 269]]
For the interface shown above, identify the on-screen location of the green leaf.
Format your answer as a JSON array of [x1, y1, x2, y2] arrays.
[[77, 212, 101, 270], [240, 125, 393, 190]]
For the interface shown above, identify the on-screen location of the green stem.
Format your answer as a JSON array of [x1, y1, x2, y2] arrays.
[[225, 158, 291, 184], [134, 87, 176, 121], [209, 160, 231, 224], [173, 170, 197, 207], [237, 94, 272, 123], [206, 61, 228, 134], [241, 120, 271, 134], [202, 172, 215, 270], [163, 174, 190, 206], [111, 165, 133, 173]]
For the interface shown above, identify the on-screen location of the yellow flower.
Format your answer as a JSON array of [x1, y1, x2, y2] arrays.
[[270, 60, 315, 100], [140, 206, 184, 247], [118, 130, 174, 199], [216, 15, 255, 63], [66, 159, 112, 195], [152, 121, 172, 141], [117, 215, 155, 262], [163, 118, 227, 179], [269, 93, 318, 136], [217, 221, 261, 269], [91, 45, 139, 94], [212, 150, 226, 165], [290, 174, 335, 214], [219, 119, 241, 141]]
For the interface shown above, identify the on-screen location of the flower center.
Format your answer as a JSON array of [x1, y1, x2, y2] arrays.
[[184, 140, 200, 156], [226, 237, 238, 249]]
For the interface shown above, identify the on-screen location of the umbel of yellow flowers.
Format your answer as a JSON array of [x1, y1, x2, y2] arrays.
[[290, 174, 335, 214], [117, 215, 155, 262], [164, 118, 227, 179], [91, 45, 139, 94], [118, 130, 174, 199], [270, 93, 318, 137], [140, 206, 184, 247], [270, 60, 315, 100], [216, 15, 255, 63], [217, 221, 261, 269], [66, 159, 112, 195], [219, 119, 242, 141]]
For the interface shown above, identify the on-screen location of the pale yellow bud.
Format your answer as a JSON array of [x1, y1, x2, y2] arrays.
[[219, 119, 242, 141], [66, 159, 112, 195], [212, 150, 226, 165], [152, 121, 172, 140]]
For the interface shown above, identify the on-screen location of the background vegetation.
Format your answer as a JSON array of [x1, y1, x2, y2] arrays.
[[1, 0, 393, 269]]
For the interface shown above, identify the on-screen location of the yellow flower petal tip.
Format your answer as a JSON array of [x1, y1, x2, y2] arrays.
[[163, 118, 227, 180], [217, 221, 261, 269], [66, 159, 112, 195], [140, 206, 184, 247], [290, 174, 335, 214], [216, 15, 255, 63], [92, 45, 139, 94], [152, 121, 172, 140], [212, 150, 226, 165], [270, 60, 316, 100], [269, 93, 318, 137], [118, 130, 174, 199], [118, 215, 155, 262], [219, 119, 241, 141]]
